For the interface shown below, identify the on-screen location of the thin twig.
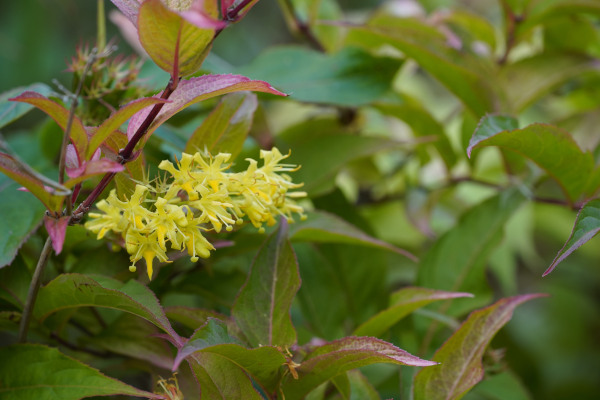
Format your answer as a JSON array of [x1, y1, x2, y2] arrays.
[[279, 0, 326, 52], [18, 237, 53, 343]]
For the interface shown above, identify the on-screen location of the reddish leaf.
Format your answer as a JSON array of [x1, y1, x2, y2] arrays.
[[10, 92, 88, 159], [87, 97, 167, 159], [0, 152, 66, 212], [43, 215, 70, 254], [110, 0, 143, 23], [281, 336, 436, 400], [127, 74, 286, 141], [64, 159, 124, 188], [413, 294, 546, 400]]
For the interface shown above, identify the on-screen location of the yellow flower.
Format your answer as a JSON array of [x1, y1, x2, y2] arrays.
[[147, 197, 188, 250], [125, 230, 169, 279], [159, 153, 200, 200]]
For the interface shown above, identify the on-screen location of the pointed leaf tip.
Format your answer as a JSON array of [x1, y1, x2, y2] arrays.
[[44, 215, 70, 254]]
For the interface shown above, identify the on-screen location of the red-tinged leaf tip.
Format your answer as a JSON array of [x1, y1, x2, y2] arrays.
[[110, 0, 142, 24], [44, 215, 70, 255], [127, 74, 287, 140]]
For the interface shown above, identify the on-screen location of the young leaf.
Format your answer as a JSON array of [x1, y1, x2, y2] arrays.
[[236, 46, 402, 106], [64, 158, 124, 188], [184, 91, 257, 159], [0, 83, 53, 129], [468, 117, 596, 203], [353, 287, 473, 337], [0, 343, 162, 399], [413, 294, 546, 400], [137, 0, 218, 78], [10, 92, 88, 158], [544, 198, 600, 276], [288, 210, 417, 261], [86, 96, 168, 159], [187, 352, 264, 399], [34, 273, 182, 346], [127, 74, 286, 141], [43, 215, 70, 255], [417, 190, 526, 315], [280, 337, 436, 400], [232, 221, 300, 348]]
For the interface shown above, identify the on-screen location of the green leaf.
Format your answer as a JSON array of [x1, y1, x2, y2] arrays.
[[10, 91, 88, 157], [232, 221, 300, 348], [34, 274, 182, 345], [347, 370, 381, 400], [278, 119, 407, 196], [347, 16, 497, 116], [0, 83, 53, 129], [187, 352, 264, 399], [468, 117, 596, 203], [184, 91, 257, 159], [0, 176, 46, 268], [165, 305, 228, 330], [87, 96, 167, 159], [137, 0, 215, 77], [288, 210, 417, 261], [0, 344, 161, 399], [281, 337, 437, 400], [0, 152, 66, 212], [354, 287, 473, 337], [501, 54, 597, 113], [544, 198, 600, 276], [413, 294, 546, 400], [375, 99, 457, 168], [517, 0, 600, 36], [237, 46, 402, 106], [86, 313, 174, 369], [417, 190, 526, 315]]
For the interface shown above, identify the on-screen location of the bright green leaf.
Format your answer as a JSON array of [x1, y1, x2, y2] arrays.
[[413, 294, 546, 400], [0, 344, 161, 399], [184, 91, 257, 159]]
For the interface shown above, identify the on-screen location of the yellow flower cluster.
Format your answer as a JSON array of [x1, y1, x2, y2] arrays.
[[85, 148, 306, 279]]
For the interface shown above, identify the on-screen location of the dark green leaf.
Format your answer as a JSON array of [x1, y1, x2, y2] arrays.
[[237, 46, 402, 106], [34, 274, 182, 345], [165, 305, 228, 330], [184, 92, 257, 159], [544, 198, 600, 276], [354, 287, 473, 337], [281, 337, 436, 400], [0, 344, 161, 399], [187, 352, 263, 399], [232, 221, 300, 348], [417, 190, 526, 315], [468, 117, 596, 203], [0, 83, 53, 129], [413, 294, 546, 400]]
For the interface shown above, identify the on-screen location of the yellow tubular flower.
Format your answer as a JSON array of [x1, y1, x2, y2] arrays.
[[85, 147, 305, 279]]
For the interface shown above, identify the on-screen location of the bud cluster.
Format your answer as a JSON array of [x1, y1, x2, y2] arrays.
[[85, 148, 306, 278]]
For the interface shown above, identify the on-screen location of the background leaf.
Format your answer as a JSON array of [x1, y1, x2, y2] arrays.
[[0, 83, 53, 129], [237, 46, 402, 106], [544, 198, 600, 276], [413, 294, 546, 400], [0, 344, 161, 399]]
